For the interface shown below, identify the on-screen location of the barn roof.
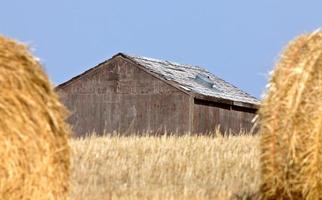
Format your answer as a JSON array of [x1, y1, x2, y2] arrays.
[[119, 53, 259, 106], [57, 53, 259, 107]]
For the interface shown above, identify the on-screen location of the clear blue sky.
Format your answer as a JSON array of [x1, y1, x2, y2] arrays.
[[1, 1, 321, 98]]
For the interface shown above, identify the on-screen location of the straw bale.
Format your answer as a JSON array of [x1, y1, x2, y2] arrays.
[[0, 36, 70, 200], [258, 30, 322, 199]]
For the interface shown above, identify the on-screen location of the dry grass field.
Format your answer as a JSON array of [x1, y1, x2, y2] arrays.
[[70, 133, 260, 200]]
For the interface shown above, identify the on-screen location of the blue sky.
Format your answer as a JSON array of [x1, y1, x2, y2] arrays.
[[1, 0, 321, 98]]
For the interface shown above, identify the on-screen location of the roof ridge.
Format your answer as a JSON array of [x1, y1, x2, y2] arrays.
[[122, 53, 209, 72]]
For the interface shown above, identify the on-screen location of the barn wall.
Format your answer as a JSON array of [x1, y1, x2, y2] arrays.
[[193, 99, 257, 134], [57, 57, 191, 137]]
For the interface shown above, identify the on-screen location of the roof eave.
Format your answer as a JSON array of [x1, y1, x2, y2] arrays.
[[56, 53, 128, 90], [193, 93, 259, 110]]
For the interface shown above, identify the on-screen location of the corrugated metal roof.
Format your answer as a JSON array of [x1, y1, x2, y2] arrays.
[[121, 53, 259, 105]]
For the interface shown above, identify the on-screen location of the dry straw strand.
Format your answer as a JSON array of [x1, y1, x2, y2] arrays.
[[0, 36, 70, 200], [259, 30, 322, 200]]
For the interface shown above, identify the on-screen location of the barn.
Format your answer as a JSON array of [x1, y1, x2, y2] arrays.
[[56, 53, 259, 137]]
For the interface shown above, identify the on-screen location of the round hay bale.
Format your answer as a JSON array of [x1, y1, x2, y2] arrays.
[[0, 36, 70, 199], [259, 30, 322, 199]]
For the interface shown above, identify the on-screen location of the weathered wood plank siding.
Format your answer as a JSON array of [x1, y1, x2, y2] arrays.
[[57, 57, 191, 137], [193, 99, 256, 134]]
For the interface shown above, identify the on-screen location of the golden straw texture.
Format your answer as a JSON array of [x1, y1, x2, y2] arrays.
[[0, 36, 70, 200], [70, 134, 260, 200], [259, 30, 322, 200]]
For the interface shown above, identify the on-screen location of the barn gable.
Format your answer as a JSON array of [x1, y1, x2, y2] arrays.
[[57, 56, 192, 136]]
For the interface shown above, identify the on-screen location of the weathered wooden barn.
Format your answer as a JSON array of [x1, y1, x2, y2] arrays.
[[56, 53, 259, 137]]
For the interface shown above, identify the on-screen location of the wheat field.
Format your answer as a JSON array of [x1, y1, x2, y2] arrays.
[[70, 133, 260, 200]]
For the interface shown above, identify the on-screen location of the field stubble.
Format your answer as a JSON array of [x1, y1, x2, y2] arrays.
[[70, 133, 260, 200]]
